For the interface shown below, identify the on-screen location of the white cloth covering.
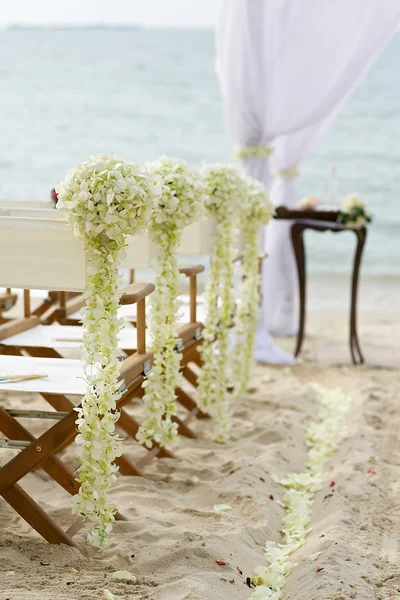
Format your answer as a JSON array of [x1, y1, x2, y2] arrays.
[[217, 0, 400, 353], [2, 324, 138, 351], [0, 355, 85, 395]]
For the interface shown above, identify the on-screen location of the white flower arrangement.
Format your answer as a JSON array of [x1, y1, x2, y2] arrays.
[[297, 195, 321, 211], [56, 154, 160, 545], [235, 145, 274, 160], [337, 193, 372, 227], [136, 157, 207, 450], [231, 177, 275, 397], [249, 384, 352, 600], [197, 164, 244, 442]]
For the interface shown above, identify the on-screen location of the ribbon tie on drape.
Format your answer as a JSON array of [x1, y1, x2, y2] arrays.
[[275, 166, 300, 179], [235, 145, 274, 160]]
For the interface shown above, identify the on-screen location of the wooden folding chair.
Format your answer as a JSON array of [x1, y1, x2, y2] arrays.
[[0, 288, 18, 318], [0, 215, 175, 544], [0, 208, 212, 436]]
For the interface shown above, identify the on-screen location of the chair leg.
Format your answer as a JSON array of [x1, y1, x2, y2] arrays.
[[0, 408, 127, 539], [0, 407, 78, 495], [291, 225, 307, 357], [176, 387, 210, 419], [2, 483, 77, 547], [117, 410, 176, 461], [182, 365, 198, 388], [0, 408, 79, 495], [172, 414, 197, 439], [190, 351, 203, 368], [350, 229, 366, 365]]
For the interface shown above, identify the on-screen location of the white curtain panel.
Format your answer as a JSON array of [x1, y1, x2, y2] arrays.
[[217, 0, 400, 355], [264, 115, 337, 335]]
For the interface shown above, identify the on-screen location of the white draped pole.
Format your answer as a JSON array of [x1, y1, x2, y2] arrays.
[[264, 117, 336, 336], [216, 0, 400, 358]]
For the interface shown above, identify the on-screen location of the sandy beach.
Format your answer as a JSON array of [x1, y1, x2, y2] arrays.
[[1, 5, 399, 599], [0, 307, 398, 600]]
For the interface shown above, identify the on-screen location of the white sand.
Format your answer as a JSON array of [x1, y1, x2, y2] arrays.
[[0, 311, 399, 600]]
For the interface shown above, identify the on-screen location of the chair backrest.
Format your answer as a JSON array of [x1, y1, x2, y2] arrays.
[[0, 213, 222, 293], [0, 216, 87, 292], [0, 205, 222, 261], [0, 200, 52, 210]]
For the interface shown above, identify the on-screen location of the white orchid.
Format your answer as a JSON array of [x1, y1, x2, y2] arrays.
[[136, 157, 207, 449], [248, 585, 281, 600], [231, 176, 274, 396], [197, 164, 245, 442], [57, 154, 160, 545]]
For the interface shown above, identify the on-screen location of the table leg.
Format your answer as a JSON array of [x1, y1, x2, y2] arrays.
[[292, 224, 306, 357], [350, 227, 366, 365]]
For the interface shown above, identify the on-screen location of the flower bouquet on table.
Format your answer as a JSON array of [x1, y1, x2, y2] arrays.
[[337, 193, 372, 227], [297, 195, 321, 210]]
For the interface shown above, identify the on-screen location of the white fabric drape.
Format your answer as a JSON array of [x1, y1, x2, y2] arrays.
[[217, 0, 400, 359], [264, 116, 336, 335]]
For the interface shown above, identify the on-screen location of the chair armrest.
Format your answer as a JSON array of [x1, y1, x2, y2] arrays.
[[178, 265, 205, 277], [120, 282, 155, 305]]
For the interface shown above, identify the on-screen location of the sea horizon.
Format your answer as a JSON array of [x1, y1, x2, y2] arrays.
[[0, 28, 399, 281]]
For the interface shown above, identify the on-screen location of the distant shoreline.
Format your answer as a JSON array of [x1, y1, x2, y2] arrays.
[[3, 24, 143, 31]]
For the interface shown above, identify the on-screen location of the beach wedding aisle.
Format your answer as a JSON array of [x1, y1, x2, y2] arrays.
[[0, 1, 399, 600], [1, 346, 399, 599]]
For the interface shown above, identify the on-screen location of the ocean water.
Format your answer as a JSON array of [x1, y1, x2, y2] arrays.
[[0, 28, 399, 279]]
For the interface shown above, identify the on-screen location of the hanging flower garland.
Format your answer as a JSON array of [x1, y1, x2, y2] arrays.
[[136, 157, 206, 450], [248, 385, 352, 600], [56, 155, 160, 546], [231, 177, 275, 397], [197, 164, 244, 442]]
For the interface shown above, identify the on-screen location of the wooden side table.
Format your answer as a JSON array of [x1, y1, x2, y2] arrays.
[[274, 208, 367, 365]]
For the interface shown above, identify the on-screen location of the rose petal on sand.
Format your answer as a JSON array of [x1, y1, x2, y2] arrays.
[[216, 560, 227, 566]]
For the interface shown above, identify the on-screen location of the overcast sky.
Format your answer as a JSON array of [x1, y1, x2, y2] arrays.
[[0, 0, 222, 28]]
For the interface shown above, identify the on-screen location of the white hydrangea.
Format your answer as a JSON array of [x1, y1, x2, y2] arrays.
[[57, 154, 160, 546], [137, 157, 207, 449]]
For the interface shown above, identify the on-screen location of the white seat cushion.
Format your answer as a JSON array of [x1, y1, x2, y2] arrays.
[[0, 355, 85, 395], [2, 324, 138, 350]]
